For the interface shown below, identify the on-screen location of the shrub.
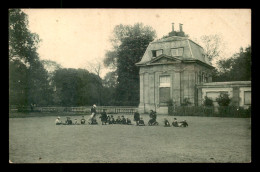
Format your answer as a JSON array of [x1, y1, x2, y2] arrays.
[[172, 106, 250, 118], [167, 99, 174, 115], [216, 93, 231, 106], [181, 98, 192, 106], [203, 96, 214, 107]]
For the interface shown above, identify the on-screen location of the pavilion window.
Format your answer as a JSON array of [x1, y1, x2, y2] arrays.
[[244, 91, 251, 105], [152, 49, 163, 57], [171, 48, 184, 56], [159, 75, 171, 103]]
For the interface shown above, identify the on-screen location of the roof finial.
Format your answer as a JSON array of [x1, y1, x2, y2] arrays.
[[172, 23, 174, 32]]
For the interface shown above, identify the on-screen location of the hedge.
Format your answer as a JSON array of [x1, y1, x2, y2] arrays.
[[169, 106, 251, 118]]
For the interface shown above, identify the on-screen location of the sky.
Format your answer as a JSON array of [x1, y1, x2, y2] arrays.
[[23, 9, 251, 78]]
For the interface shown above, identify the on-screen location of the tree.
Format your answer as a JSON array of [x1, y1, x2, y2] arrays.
[[213, 46, 251, 82], [9, 9, 51, 107], [52, 68, 103, 106], [103, 71, 117, 88], [104, 23, 156, 106], [9, 9, 41, 64], [216, 93, 231, 106], [199, 34, 224, 63]]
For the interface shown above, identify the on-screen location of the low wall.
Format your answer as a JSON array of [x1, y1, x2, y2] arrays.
[[9, 106, 138, 114]]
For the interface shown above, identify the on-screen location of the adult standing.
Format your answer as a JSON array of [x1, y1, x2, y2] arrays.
[[89, 104, 97, 124], [100, 109, 108, 125], [134, 110, 140, 126]]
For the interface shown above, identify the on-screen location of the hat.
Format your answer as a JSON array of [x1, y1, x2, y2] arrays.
[[93, 104, 96, 107], [174, 118, 177, 120], [57, 117, 60, 119]]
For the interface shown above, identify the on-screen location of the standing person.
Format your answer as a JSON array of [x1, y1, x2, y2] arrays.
[[89, 104, 97, 124], [134, 110, 140, 126], [100, 109, 108, 125]]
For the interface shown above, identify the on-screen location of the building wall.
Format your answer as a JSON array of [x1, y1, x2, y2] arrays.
[[197, 81, 251, 108], [138, 63, 207, 114]]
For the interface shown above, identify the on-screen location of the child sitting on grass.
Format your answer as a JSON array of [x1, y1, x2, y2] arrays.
[[115, 116, 122, 124], [74, 119, 79, 125], [65, 117, 73, 125], [81, 116, 86, 124], [110, 115, 115, 124], [126, 118, 132, 125], [164, 118, 171, 127], [121, 115, 126, 124], [172, 118, 179, 127], [179, 120, 188, 127], [55, 117, 62, 125], [138, 117, 145, 126]]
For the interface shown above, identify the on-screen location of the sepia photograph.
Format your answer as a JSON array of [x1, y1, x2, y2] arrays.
[[9, 8, 251, 163]]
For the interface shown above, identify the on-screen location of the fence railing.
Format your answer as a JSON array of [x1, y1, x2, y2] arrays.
[[10, 106, 138, 114]]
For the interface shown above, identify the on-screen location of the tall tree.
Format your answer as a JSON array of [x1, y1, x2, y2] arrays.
[[52, 68, 103, 106], [9, 9, 50, 106], [199, 34, 224, 63], [213, 46, 251, 82], [104, 23, 156, 106]]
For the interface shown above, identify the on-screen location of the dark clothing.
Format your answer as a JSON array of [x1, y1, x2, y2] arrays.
[[111, 117, 115, 124], [107, 116, 111, 123], [126, 119, 132, 125], [91, 107, 97, 115], [149, 111, 157, 120], [100, 112, 107, 122], [115, 118, 121, 124], [139, 119, 145, 126], [66, 119, 72, 125], [172, 121, 178, 127], [81, 119, 86, 124], [134, 112, 140, 121], [149, 111, 157, 125], [121, 117, 126, 124], [164, 120, 171, 127], [179, 121, 188, 127], [90, 118, 98, 125]]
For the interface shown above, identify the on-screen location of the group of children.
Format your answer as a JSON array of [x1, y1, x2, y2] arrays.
[[163, 118, 188, 127], [55, 116, 87, 125], [55, 115, 188, 127], [55, 104, 188, 127]]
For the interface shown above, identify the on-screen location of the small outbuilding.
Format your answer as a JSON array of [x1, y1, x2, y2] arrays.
[[136, 24, 251, 114]]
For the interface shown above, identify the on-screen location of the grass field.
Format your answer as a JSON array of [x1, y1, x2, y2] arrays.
[[9, 113, 251, 163]]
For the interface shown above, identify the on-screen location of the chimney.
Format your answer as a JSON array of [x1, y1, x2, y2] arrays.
[[172, 23, 174, 32], [179, 23, 183, 32]]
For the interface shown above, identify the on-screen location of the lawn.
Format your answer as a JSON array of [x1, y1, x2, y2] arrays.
[[9, 113, 251, 163]]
